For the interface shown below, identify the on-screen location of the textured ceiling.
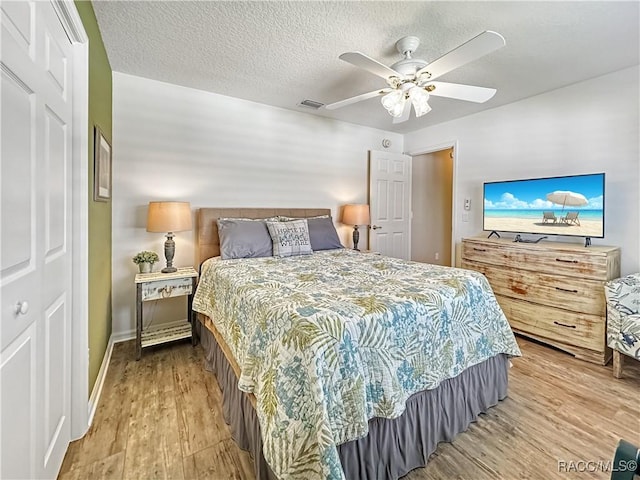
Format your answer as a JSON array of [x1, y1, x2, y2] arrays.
[[93, 1, 639, 133]]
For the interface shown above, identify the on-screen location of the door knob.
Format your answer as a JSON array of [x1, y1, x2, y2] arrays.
[[15, 301, 29, 315], [371, 225, 382, 230]]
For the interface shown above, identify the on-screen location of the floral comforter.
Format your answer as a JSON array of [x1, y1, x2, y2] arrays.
[[193, 249, 521, 480]]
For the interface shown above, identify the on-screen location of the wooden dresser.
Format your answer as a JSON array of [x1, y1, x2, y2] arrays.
[[461, 237, 620, 364]]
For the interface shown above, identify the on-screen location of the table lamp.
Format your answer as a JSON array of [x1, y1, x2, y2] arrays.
[[342, 204, 370, 251], [146, 201, 192, 273]]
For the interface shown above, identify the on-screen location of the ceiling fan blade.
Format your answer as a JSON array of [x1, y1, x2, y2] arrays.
[[325, 88, 392, 110], [429, 81, 497, 103], [339, 52, 401, 80], [417, 31, 505, 81], [392, 101, 412, 124]]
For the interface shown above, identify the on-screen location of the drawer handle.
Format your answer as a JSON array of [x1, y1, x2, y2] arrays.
[[553, 321, 576, 329], [160, 286, 174, 297], [555, 258, 578, 264], [473, 248, 487, 252], [555, 286, 578, 294]]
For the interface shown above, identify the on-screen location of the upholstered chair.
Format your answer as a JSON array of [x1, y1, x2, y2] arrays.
[[604, 273, 640, 378]]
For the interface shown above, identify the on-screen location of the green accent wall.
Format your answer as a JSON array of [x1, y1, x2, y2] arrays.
[[75, 1, 113, 394]]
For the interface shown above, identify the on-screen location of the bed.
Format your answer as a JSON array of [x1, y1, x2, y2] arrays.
[[192, 208, 521, 480]]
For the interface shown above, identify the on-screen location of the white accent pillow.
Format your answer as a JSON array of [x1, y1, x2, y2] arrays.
[[265, 219, 313, 257]]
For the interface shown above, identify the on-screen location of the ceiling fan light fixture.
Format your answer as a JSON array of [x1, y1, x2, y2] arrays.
[[413, 100, 432, 118], [416, 71, 433, 87], [386, 76, 402, 89], [381, 90, 405, 117], [410, 87, 431, 117], [389, 101, 406, 117]]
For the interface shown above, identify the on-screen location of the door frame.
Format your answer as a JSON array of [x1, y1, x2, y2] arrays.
[[406, 140, 458, 267], [52, 0, 90, 439]]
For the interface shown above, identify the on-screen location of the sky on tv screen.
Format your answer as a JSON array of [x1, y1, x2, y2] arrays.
[[484, 174, 604, 211]]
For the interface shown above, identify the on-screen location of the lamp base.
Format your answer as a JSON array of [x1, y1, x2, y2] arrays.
[[162, 232, 177, 274], [352, 225, 360, 251]]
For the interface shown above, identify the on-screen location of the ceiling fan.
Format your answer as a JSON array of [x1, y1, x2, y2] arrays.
[[325, 31, 505, 124]]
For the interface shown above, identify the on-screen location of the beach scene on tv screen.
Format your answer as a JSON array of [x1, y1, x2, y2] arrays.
[[484, 174, 604, 237]]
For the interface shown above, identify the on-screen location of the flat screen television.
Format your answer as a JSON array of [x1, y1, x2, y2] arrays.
[[483, 173, 605, 240]]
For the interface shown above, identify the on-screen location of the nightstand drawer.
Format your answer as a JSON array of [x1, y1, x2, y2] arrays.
[[141, 276, 193, 301]]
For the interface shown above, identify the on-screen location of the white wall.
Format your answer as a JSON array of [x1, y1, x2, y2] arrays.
[[405, 66, 640, 275], [111, 72, 403, 337], [111, 67, 639, 337]]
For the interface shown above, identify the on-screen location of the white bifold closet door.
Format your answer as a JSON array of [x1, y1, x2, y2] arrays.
[[1, 1, 74, 478]]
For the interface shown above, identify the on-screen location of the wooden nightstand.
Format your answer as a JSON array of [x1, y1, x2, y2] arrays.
[[359, 249, 381, 255], [135, 267, 198, 360]]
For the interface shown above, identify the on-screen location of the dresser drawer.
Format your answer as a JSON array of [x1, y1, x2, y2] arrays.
[[496, 295, 605, 352], [140, 276, 193, 301], [462, 259, 605, 315], [462, 239, 614, 280]]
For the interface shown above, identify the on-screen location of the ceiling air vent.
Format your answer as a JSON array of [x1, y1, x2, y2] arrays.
[[298, 99, 324, 109]]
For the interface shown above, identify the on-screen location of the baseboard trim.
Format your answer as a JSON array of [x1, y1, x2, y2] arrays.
[[87, 335, 114, 427], [111, 329, 136, 344]]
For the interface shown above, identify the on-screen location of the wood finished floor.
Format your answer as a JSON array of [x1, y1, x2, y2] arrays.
[[59, 337, 640, 480]]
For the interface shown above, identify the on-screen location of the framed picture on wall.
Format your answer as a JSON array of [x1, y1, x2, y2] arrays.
[[93, 126, 111, 202]]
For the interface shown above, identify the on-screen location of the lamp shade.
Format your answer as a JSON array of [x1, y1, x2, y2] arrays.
[[342, 204, 370, 226], [146, 201, 192, 233]]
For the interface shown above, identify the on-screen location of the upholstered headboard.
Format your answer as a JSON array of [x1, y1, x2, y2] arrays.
[[195, 208, 332, 267]]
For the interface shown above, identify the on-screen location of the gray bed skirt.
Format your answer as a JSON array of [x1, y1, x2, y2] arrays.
[[198, 322, 509, 480]]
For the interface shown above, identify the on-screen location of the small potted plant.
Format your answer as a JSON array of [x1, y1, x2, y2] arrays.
[[132, 251, 159, 273]]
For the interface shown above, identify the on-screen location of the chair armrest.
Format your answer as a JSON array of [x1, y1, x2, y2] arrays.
[[605, 273, 640, 298]]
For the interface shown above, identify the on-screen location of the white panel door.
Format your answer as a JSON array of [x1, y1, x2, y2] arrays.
[[1, 2, 73, 478], [368, 150, 412, 259]]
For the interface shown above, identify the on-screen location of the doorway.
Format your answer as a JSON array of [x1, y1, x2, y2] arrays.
[[411, 147, 454, 266]]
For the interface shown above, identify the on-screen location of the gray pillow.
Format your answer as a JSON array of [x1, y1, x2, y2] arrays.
[[217, 218, 273, 260], [307, 217, 344, 251], [265, 219, 313, 257]]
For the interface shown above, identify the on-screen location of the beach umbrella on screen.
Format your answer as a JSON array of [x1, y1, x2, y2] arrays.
[[546, 190, 588, 210]]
